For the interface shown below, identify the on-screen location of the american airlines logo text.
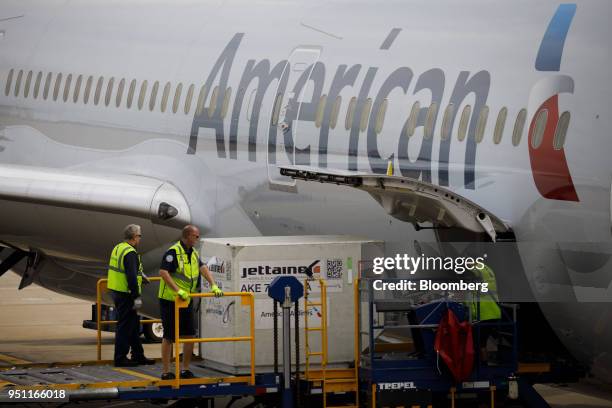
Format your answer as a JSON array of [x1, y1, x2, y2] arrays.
[[378, 382, 416, 391], [188, 33, 489, 190], [188, 4, 577, 200]]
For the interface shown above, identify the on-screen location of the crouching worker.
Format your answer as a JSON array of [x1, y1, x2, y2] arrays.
[[158, 225, 223, 380]]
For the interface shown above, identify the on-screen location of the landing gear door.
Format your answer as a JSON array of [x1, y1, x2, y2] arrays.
[[267, 46, 322, 189]]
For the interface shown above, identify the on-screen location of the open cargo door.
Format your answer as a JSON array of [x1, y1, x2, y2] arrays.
[[280, 165, 509, 242]]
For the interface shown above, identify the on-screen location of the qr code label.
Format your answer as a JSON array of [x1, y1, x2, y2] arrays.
[[326, 259, 343, 279]]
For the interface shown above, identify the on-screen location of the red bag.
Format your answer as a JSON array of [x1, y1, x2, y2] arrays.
[[434, 308, 475, 383]]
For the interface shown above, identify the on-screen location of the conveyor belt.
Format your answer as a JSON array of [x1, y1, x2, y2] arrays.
[[0, 360, 243, 389], [0, 360, 279, 402]]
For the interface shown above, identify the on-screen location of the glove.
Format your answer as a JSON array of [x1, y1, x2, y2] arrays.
[[177, 289, 190, 301], [132, 296, 143, 311], [141, 273, 151, 286], [211, 284, 224, 297]]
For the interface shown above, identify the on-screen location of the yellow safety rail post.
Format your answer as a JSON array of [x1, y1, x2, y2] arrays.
[[173, 292, 255, 389], [304, 278, 328, 405], [96, 277, 163, 361]]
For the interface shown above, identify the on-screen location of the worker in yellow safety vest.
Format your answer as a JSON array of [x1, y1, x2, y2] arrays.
[[158, 224, 224, 380], [467, 262, 501, 364], [107, 224, 154, 367]]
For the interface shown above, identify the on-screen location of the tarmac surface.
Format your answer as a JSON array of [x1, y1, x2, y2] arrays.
[[1, 271, 612, 407]]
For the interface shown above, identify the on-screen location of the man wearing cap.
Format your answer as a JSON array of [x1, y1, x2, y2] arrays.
[[158, 224, 223, 380]]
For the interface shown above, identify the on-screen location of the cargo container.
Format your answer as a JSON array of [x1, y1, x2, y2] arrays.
[[198, 236, 384, 374]]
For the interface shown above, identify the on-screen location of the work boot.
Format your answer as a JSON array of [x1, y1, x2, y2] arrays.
[[114, 357, 138, 367], [180, 369, 196, 379], [131, 355, 155, 365]]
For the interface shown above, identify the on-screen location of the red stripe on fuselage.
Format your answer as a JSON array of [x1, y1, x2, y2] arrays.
[[528, 95, 579, 202]]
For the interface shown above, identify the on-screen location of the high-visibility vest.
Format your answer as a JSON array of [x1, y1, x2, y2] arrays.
[[107, 242, 143, 294], [469, 264, 501, 321], [158, 241, 200, 304]]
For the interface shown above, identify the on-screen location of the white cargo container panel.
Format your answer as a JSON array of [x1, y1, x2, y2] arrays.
[[198, 236, 384, 374]]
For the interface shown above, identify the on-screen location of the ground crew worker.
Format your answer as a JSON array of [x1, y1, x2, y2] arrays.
[[467, 263, 501, 364], [107, 224, 154, 367], [158, 225, 223, 380]]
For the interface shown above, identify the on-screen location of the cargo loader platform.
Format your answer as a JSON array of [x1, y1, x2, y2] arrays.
[[0, 287, 280, 404], [0, 359, 278, 402]]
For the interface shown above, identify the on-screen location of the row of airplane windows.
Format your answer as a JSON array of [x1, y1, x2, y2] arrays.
[[4, 68, 569, 150]]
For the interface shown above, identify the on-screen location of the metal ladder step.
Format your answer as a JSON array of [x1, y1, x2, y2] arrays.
[[306, 327, 322, 331], [324, 377, 358, 393], [325, 378, 357, 383], [306, 302, 322, 307]]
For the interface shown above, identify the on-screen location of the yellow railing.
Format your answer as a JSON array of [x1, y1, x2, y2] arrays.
[[96, 277, 162, 361], [304, 277, 328, 404], [173, 292, 255, 389]]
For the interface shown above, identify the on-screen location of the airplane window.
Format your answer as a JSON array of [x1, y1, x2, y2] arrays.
[[173, 83, 183, 114], [553, 111, 570, 150], [94, 76, 104, 105], [160, 82, 171, 113], [458, 105, 471, 141], [272, 93, 283, 126], [43, 73, 52, 100], [14, 69, 23, 97], [115, 78, 125, 107], [127, 79, 136, 108], [407, 101, 420, 137], [345, 96, 356, 130], [83, 76, 93, 104], [531, 109, 548, 149], [138, 80, 148, 110], [105, 77, 115, 107], [475, 106, 489, 143], [149, 80, 159, 111], [375, 98, 388, 134], [53, 73, 63, 101], [441, 103, 455, 140], [512, 109, 527, 146], [315, 94, 327, 128], [4, 68, 13, 96], [34, 71, 42, 99], [73, 75, 82, 103], [493, 107, 507, 144], [221, 87, 232, 119], [196, 85, 206, 115], [63, 74, 72, 102], [24, 70, 32, 98], [185, 84, 195, 114], [360, 98, 372, 132], [424, 102, 438, 139], [208, 86, 218, 118], [330, 96, 341, 130]]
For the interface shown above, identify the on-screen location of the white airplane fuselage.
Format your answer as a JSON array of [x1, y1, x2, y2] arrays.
[[0, 0, 611, 382]]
